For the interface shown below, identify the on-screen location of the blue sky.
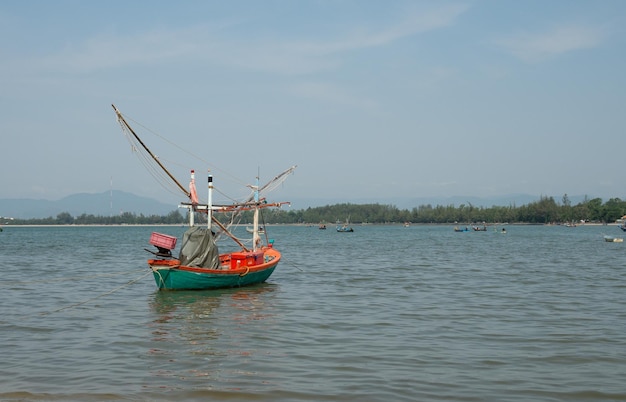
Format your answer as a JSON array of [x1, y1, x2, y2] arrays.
[[1, 1, 624, 209]]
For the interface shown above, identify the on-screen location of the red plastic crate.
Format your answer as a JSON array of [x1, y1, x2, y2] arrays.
[[230, 251, 264, 269], [149, 232, 177, 250]]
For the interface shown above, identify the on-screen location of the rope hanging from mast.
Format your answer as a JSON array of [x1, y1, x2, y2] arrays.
[[112, 104, 191, 199]]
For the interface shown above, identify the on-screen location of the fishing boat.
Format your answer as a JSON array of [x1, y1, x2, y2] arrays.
[[604, 235, 624, 243], [246, 226, 265, 234], [336, 217, 354, 232], [113, 105, 296, 291], [454, 226, 469, 232]]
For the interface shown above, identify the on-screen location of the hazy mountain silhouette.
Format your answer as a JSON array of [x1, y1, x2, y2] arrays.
[[0, 191, 176, 219]]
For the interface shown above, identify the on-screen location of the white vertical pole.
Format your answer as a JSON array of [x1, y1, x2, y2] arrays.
[[252, 176, 260, 251], [207, 171, 213, 231], [189, 170, 195, 227]]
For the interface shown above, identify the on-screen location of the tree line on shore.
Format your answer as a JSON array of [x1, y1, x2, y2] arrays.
[[3, 195, 625, 226]]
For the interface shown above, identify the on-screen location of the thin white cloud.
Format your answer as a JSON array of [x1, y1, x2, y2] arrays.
[[19, 3, 468, 76], [292, 3, 469, 54], [496, 24, 608, 63], [187, 3, 469, 75]]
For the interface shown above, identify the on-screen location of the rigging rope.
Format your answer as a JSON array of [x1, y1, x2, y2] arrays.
[[114, 105, 296, 246], [2, 268, 148, 286], [37, 270, 152, 316], [119, 111, 249, 188], [116, 108, 296, 202], [119, 122, 185, 198]]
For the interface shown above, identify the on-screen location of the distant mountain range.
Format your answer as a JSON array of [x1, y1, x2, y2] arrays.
[[0, 191, 176, 219], [0, 191, 596, 220]]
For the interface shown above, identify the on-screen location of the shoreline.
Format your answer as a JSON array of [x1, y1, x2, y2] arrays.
[[1, 222, 621, 228]]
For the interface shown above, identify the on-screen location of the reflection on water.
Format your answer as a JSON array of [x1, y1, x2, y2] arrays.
[[150, 289, 223, 320], [149, 283, 277, 320], [145, 284, 278, 392]]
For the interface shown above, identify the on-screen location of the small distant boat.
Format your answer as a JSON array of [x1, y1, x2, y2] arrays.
[[337, 225, 354, 232], [337, 216, 354, 232], [246, 226, 265, 234], [404, 222, 410, 228], [319, 224, 327, 230], [472, 225, 487, 231], [454, 226, 469, 232], [619, 224, 626, 232], [604, 235, 623, 243]]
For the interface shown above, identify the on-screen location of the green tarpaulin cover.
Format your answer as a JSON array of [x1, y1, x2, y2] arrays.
[[178, 226, 220, 269]]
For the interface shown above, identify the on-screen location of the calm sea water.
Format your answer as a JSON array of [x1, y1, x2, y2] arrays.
[[1, 224, 625, 401]]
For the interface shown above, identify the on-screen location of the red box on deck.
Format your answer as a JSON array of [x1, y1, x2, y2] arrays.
[[149, 232, 177, 250], [230, 251, 264, 269]]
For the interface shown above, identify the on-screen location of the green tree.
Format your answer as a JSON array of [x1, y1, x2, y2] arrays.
[[56, 212, 74, 224]]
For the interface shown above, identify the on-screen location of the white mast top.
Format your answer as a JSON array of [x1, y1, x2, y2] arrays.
[[207, 171, 213, 231]]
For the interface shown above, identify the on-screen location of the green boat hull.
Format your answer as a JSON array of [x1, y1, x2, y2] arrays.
[[152, 266, 277, 290]]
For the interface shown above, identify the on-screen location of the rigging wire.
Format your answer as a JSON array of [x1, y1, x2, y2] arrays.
[[37, 270, 153, 316], [114, 105, 296, 243], [121, 112, 249, 188], [0, 268, 148, 285], [117, 109, 296, 203], [119, 122, 187, 198]]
